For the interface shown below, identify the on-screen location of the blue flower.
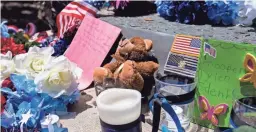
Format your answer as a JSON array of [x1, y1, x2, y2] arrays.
[[52, 39, 69, 56], [205, 0, 239, 25], [1, 21, 10, 38], [1, 74, 79, 130], [155, 1, 208, 24]]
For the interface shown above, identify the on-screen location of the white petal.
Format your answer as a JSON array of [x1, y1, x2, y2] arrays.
[[34, 71, 50, 84], [40, 47, 54, 55], [74, 67, 83, 79], [28, 46, 41, 53], [1, 51, 13, 60], [53, 90, 66, 98]]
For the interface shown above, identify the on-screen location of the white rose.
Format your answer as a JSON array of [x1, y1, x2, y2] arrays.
[[34, 56, 83, 98], [14, 46, 54, 78], [0, 51, 15, 82]]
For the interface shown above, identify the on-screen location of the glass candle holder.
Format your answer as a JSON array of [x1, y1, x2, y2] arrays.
[[94, 77, 154, 114], [154, 70, 196, 131], [232, 85, 256, 128]]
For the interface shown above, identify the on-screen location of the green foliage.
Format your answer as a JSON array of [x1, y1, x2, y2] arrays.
[[24, 41, 40, 51], [12, 31, 28, 44]]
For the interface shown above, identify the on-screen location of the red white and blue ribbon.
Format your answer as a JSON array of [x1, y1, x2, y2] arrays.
[[25, 22, 37, 37]]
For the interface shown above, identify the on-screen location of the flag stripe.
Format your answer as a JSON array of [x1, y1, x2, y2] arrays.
[[56, 1, 98, 38], [164, 68, 195, 78], [164, 52, 199, 78], [171, 35, 201, 57], [165, 66, 196, 74]]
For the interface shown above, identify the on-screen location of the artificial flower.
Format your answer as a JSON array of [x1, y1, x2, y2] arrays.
[[206, 0, 239, 26], [1, 74, 78, 130], [0, 21, 10, 38], [24, 41, 41, 51], [12, 31, 29, 44], [85, 0, 106, 10], [34, 56, 82, 98], [155, 1, 208, 24], [236, 0, 256, 26], [0, 51, 15, 82], [1, 94, 6, 114], [52, 39, 69, 57], [14, 46, 54, 78], [1, 37, 26, 56], [1, 77, 15, 91]]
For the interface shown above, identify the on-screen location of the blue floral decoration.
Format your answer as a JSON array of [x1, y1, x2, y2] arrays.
[[206, 0, 239, 26], [85, 0, 106, 10], [155, 0, 208, 24], [1, 21, 10, 38], [1, 74, 79, 131], [52, 39, 69, 56]]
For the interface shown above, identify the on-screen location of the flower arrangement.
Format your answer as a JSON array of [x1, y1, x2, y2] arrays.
[[237, 0, 256, 26], [0, 21, 78, 58], [0, 46, 82, 131], [155, 1, 208, 24], [205, 0, 239, 26], [155, 0, 256, 26], [0, 19, 82, 131]]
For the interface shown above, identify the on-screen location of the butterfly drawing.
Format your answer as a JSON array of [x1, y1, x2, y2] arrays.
[[239, 53, 256, 88], [198, 96, 228, 126]]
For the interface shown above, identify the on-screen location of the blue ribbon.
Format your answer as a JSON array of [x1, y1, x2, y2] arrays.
[[149, 93, 184, 132]]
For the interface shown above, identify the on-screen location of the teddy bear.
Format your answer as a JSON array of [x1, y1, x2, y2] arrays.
[[93, 36, 159, 93]]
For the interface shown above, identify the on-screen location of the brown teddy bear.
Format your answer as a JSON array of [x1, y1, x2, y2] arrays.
[[111, 37, 153, 62], [93, 37, 159, 92]]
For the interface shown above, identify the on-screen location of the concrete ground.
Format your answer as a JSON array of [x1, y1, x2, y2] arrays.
[[99, 14, 256, 44]]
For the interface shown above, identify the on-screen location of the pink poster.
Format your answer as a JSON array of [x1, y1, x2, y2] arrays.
[[65, 15, 121, 90]]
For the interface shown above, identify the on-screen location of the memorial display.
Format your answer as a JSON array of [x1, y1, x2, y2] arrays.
[[1, 1, 256, 132]]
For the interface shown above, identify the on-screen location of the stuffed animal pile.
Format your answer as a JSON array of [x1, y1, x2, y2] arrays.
[[93, 37, 159, 94]]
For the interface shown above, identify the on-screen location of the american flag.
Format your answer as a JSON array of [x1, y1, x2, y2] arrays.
[[171, 35, 201, 57], [56, 1, 100, 38], [164, 52, 198, 78], [204, 42, 216, 58]]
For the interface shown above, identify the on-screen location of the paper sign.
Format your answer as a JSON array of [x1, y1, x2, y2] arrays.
[[65, 15, 121, 90], [193, 39, 256, 128]]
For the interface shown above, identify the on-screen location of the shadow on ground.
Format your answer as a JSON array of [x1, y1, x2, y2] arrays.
[[67, 91, 93, 114]]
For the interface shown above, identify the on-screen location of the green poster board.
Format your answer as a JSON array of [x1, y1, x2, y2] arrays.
[[193, 39, 256, 128]]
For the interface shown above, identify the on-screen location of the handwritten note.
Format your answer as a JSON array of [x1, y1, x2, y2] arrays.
[[193, 39, 256, 128], [65, 15, 121, 90]]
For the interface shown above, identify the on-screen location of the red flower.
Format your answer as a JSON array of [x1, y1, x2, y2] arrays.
[[1, 37, 26, 56], [1, 94, 6, 114], [1, 77, 15, 91]]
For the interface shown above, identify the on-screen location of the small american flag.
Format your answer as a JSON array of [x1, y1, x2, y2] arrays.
[[204, 42, 216, 58], [56, 1, 100, 38], [171, 35, 201, 57]]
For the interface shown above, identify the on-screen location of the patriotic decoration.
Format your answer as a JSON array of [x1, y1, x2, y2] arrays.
[[56, 1, 99, 38], [164, 52, 198, 78], [164, 34, 202, 78], [204, 42, 217, 58], [25, 22, 37, 37], [171, 35, 201, 57]]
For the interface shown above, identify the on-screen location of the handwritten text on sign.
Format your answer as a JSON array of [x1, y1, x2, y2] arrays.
[[65, 15, 121, 90]]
